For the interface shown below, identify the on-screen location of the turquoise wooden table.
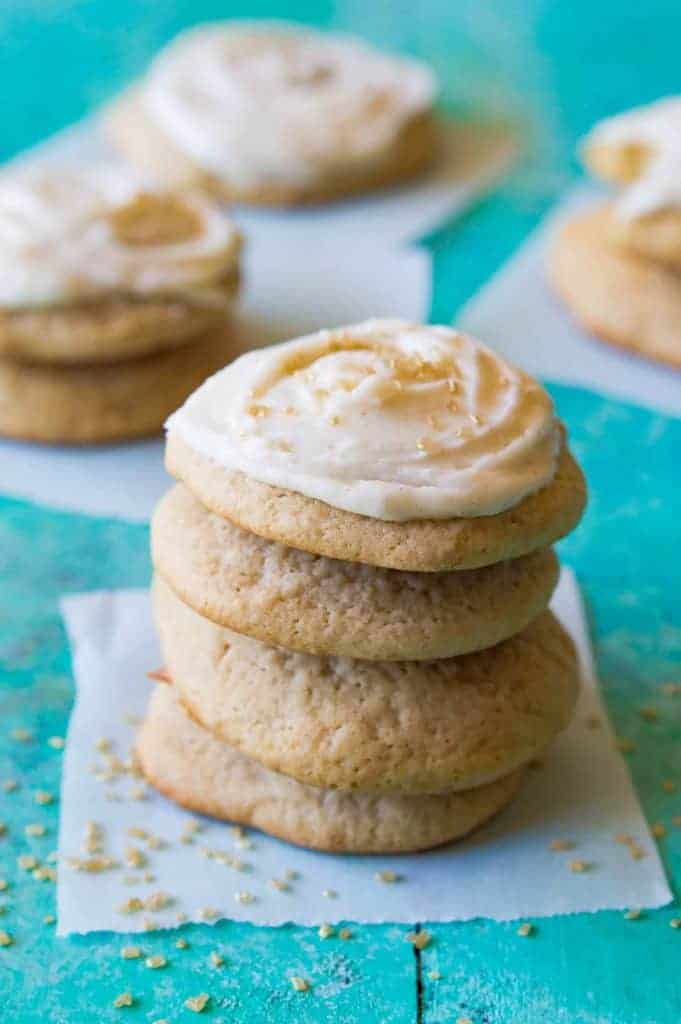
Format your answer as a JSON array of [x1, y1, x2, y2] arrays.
[[1, 2, 680, 1021]]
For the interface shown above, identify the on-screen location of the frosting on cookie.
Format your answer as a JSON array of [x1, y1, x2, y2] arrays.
[[167, 320, 561, 521], [585, 97, 681, 219], [0, 166, 241, 308], [140, 22, 436, 189]]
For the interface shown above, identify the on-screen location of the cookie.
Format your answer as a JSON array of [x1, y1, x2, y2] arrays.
[[0, 270, 239, 365], [0, 323, 248, 445], [137, 683, 525, 854], [166, 430, 586, 572], [106, 24, 437, 206], [548, 204, 681, 368], [154, 575, 579, 794], [152, 485, 559, 661], [582, 99, 681, 269], [0, 167, 242, 363]]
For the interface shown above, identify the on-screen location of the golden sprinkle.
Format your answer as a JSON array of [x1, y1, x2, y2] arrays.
[[125, 846, 146, 869], [2, 780, 18, 793], [127, 826, 147, 839], [34, 790, 54, 806], [33, 866, 57, 882], [145, 955, 167, 969], [48, 736, 65, 750], [517, 922, 534, 937], [0, 881, 7, 892], [176, 911, 187, 924], [375, 870, 400, 883], [456, 1018, 473, 1024], [284, 869, 299, 882], [10, 728, 32, 742], [0, 823, 6, 837], [121, 946, 142, 959], [199, 906, 219, 920], [43, 914, 56, 925], [652, 823, 667, 838], [145, 891, 172, 912], [615, 833, 633, 845], [661, 682, 681, 697], [447, 378, 457, 393], [428, 969, 441, 981], [662, 779, 677, 793], [175, 937, 189, 949], [290, 976, 310, 992], [67, 855, 117, 873], [117, 897, 144, 915], [0, 931, 13, 947], [322, 888, 337, 899], [113, 992, 134, 1009], [615, 737, 635, 753], [269, 879, 290, 892], [184, 993, 210, 1013], [25, 823, 46, 837], [209, 951, 224, 968], [338, 928, 352, 940], [569, 859, 591, 873], [629, 845, 646, 861], [95, 737, 111, 752], [406, 930, 431, 950], [669, 918, 681, 929], [549, 838, 575, 851], [638, 706, 658, 722], [624, 909, 642, 920], [142, 917, 157, 932], [318, 923, 334, 939], [18, 854, 38, 871], [146, 834, 165, 850], [329, 415, 341, 426], [234, 891, 254, 905]]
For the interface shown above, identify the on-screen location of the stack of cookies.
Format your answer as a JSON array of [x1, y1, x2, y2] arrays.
[[550, 96, 681, 368], [106, 21, 438, 206], [139, 320, 587, 854], [0, 166, 244, 444]]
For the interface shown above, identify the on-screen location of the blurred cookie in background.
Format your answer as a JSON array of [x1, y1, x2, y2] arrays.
[[106, 21, 438, 206], [550, 98, 681, 368], [0, 165, 245, 443]]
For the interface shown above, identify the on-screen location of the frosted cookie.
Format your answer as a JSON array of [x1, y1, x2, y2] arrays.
[[166, 320, 586, 571], [106, 23, 437, 205], [548, 205, 681, 368], [137, 684, 525, 853], [152, 484, 559, 661], [0, 166, 241, 363], [0, 324, 247, 444], [583, 98, 681, 269], [154, 575, 579, 795]]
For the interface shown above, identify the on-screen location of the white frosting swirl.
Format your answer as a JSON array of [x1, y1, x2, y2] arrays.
[[586, 97, 681, 220], [140, 22, 436, 190], [0, 166, 241, 309], [167, 320, 561, 521]]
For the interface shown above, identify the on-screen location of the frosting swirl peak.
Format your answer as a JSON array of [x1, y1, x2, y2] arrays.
[[167, 320, 561, 521]]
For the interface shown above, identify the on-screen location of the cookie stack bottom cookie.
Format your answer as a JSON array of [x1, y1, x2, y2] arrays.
[[139, 482, 581, 854]]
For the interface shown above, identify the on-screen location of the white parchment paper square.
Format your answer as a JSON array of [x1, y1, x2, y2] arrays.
[[57, 569, 671, 936]]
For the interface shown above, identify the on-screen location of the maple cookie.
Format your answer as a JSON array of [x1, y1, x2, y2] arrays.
[[0, 165, 241, 364], [582, 97, 681, 269], [551, 98, 681, 367], [106, 23, 437, 206], [166, 320, 586, 571], [152, 484, 559, 661], [137, 684, 525, 854], [549, 205, 681, 369], [0, 324, 247, 445], [154, 575, 579, 795]]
